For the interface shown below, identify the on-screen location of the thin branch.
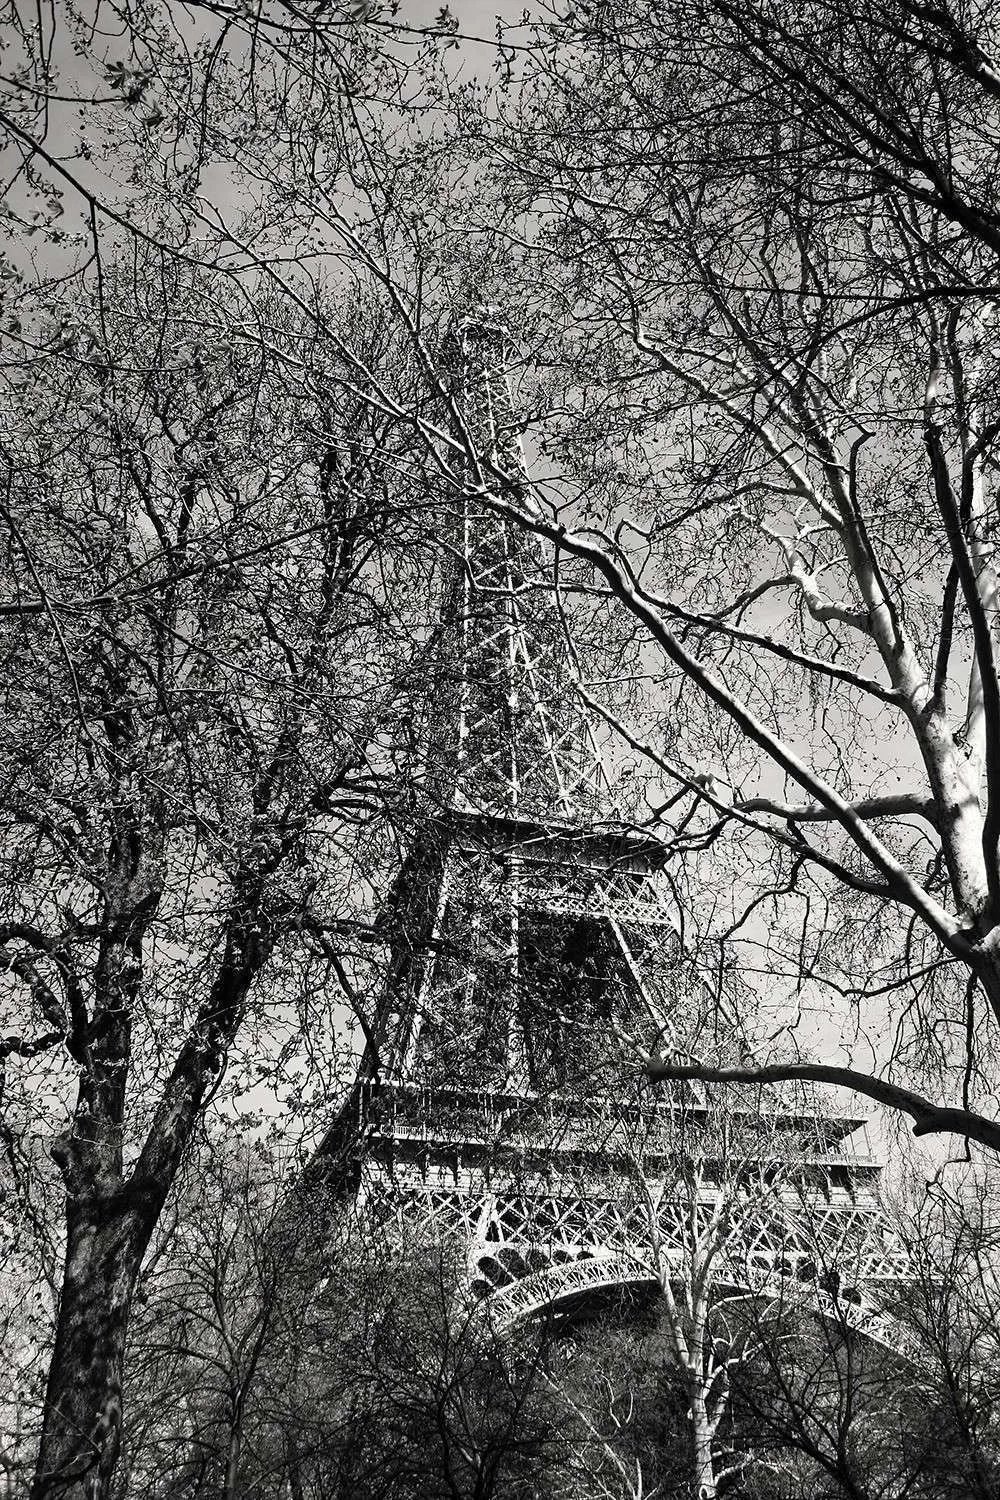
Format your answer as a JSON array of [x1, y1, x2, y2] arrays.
[[658, 597, 900, 705]]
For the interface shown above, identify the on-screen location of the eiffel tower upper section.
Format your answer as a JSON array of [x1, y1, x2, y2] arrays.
[[377, 313, 686, 1096], [428, 314, 610, 825]]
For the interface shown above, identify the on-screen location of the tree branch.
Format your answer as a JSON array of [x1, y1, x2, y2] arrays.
[[485, 490, 963, 954], [646, 1058, 1000, 1153], [661, 597, 900, 705], [0, 1029, 63, 1061], [739, 792, 939, 829], [925, 399, 1000, 912]]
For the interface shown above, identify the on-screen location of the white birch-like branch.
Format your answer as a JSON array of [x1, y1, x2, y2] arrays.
[[499, 506, 964, 948], [739, 792, 939, 828], [762, 524, 870, 633]]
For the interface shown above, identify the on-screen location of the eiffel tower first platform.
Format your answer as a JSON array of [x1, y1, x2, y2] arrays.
[[313, 315, 907, 1342]]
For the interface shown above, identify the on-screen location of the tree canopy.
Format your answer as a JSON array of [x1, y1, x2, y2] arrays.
[[6, 2, 1000, 1495]]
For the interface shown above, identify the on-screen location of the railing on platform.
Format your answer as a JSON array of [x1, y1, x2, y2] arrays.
[[357, 1081, 878, 1169]]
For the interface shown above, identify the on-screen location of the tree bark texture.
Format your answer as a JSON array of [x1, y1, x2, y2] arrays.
[[32, 882, 274, 1499], [31, 1199, 148, 1500], [689, 1385, 718, 1500]]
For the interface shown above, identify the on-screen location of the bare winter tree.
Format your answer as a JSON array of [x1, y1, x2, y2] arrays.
[[0, 254, 438, 1496], [10, 2, 1000, 1494], [389, 0, 1000, 1157], [117, 1136, 298, 1499], [254, 1228, 563, 1500], [729, 1175, 1000, 1498], [626, 1104, 786, 1500], [18, 2, 1000, 1158]]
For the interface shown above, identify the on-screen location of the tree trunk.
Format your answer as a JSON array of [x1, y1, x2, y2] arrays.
[[32, 884, 273, 1499], [690, 1386, 718, 1500], [31, 1196, 147, 1500], [282, 1433, 306, 1500], [223, 1413, 243, 1500]]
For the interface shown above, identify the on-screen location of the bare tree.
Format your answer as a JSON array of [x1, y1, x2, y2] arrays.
[[10, 4, 1000, 1492], [730, 1175, 1000, 1498], [253, 1229, 564, 1500], [368, 0, 1000, 1156], [0, 254, 435, 1497], [541, 1320, 690, 1500], [118, 1134, 308, 1500], [590, 1087, 884, 1499]]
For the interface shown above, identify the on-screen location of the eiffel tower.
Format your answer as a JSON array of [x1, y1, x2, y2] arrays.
[[321, 315, 907, 1344]]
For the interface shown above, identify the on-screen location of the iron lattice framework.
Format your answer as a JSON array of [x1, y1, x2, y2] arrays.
[[336, 316, 906, 1341]]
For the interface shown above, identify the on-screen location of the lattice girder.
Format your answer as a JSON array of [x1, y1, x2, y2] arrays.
[[356, 1151, 909, 1350], [477, 1255, 911, 1356], [381, 817, 687, 1093], [431, 317, 611, 822]]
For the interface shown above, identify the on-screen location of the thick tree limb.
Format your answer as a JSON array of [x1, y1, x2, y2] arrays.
[[482, 489, 964, 955], [646, 1058, 1000, 1154], [925, 409, 1000, 911], [739, 792, 939, 829], [0, 1029, 63, 1061]]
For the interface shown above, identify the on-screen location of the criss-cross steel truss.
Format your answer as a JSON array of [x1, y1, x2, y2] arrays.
[[333, 315, 906, 1343]]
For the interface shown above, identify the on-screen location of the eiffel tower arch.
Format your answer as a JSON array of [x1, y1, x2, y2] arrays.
[[320, 314, 907, 1347]]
